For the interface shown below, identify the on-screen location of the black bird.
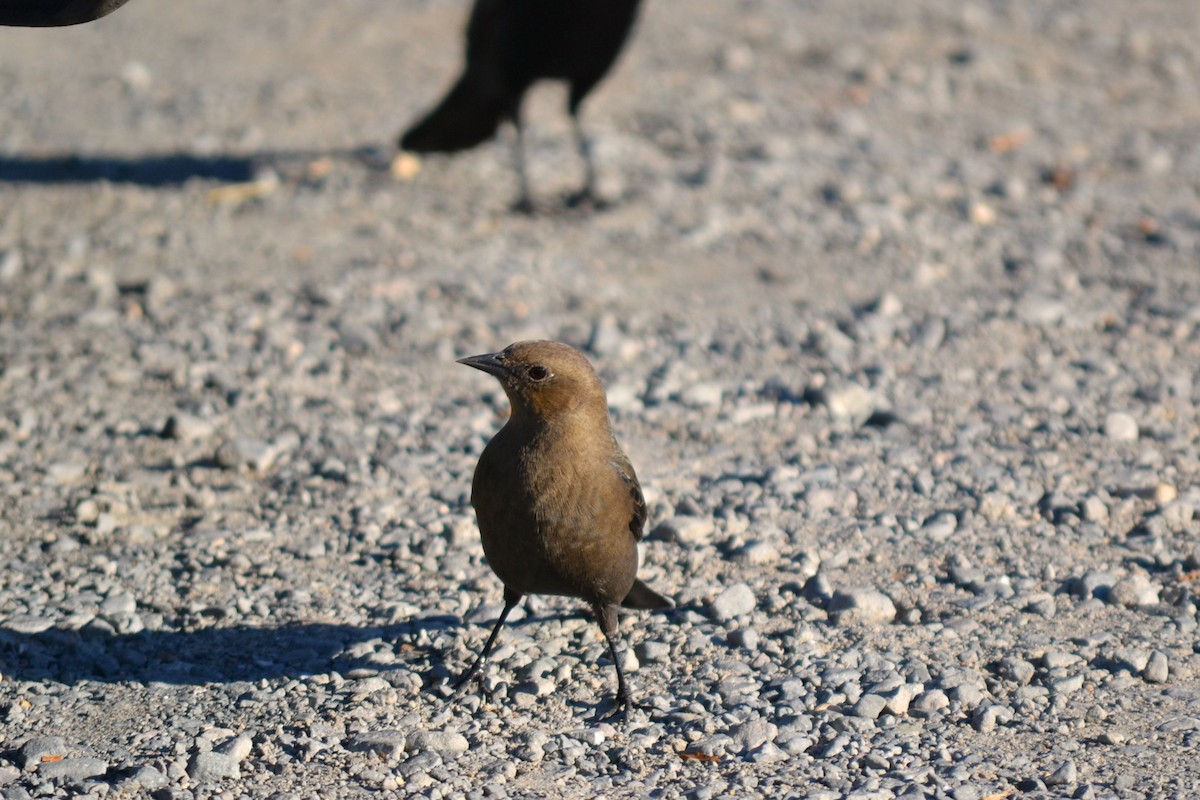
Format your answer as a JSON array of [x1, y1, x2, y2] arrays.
[[456, 340, 671, 715], [400, 0, 643, 211], [0, 0, 132, 27]]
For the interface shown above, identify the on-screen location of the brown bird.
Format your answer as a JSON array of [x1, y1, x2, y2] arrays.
[[456, 340, 670, 714], [400, 0, 643, 211]]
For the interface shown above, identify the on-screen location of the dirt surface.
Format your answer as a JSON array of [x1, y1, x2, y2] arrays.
[[2, 1, 1200, 798]]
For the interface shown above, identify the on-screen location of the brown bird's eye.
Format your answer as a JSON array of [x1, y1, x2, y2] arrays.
[[527, 365, 550, 382]]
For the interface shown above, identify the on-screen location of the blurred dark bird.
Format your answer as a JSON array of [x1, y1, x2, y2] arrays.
[[400, 0, 643, 211], [456, 340, 671, 715], [0, 0, 132, 26]]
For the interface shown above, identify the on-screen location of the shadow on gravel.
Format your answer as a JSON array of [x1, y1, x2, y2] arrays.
[[0, 146, 393, 186], [0, 615, 458, 684]]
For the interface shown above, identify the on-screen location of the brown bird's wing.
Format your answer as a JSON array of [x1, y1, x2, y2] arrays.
[[609, 449, 646, 541], [621, 577, 672, 610], [611, 447, 673, 610]]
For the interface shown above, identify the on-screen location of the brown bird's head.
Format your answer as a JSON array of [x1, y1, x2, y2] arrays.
[[458, 340, 608, 424]]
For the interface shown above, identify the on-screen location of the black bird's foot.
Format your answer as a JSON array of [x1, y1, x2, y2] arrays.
[[450, 668, 482, 697], [595, 700, 643, 724], [598, 690, 642, 724], [510, 195, 536, 215], [564, 187, 609, 211]]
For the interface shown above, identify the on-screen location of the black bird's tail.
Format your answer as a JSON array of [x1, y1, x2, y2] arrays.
[[621, 579, 673, 610], [400, 68, 510, 153]]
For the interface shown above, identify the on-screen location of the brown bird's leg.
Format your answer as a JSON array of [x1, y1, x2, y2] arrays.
[[511, 117, 534, 214], [454, 589, 521, 693], [593, 604, 633, 715]]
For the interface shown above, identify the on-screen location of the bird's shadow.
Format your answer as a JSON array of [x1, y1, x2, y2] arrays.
[[0, 145, 394, 187], [0, 614, 457, 685]]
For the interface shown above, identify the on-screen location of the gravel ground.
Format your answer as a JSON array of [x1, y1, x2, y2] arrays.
[[2, 1, 1200, 798]]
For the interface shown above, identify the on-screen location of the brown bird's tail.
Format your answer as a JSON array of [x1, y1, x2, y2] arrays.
[[400, 67, 510, 153], [621, 579, 672, 610]]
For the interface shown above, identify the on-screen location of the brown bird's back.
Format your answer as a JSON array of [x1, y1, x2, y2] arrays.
[[456, 340, 670, 715]]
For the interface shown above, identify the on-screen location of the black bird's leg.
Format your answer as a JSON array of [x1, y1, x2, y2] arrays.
[[454, 590, 521, 694], [511, 117, 534, 214], [566, 113, 601, 208], [594, 604, 633, 716]]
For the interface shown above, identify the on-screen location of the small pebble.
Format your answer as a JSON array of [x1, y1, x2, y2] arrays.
[[709, 583, 756, 621], [1103, 412, 1138, 442], [1143, 650, 1169, 683], [37, 758, 108, 782], [1107, 573, 1159, 608], [1046, 760, 1077, 787], [187, 751, 239, 782], [650, 516, 715, 545], [345, 731, 407, 760], [909, 690, 950, 718], [828, 588, 896, 625]]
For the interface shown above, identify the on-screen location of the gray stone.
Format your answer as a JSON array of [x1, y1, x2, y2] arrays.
[[820, 383, 876, 422], [17, 737, 66, 769], [398, 750, 442, 778], [1112, 647, 1151, 673], [345, 730, 407, 760], [746, 742, 788, 763], [1081, 496, 1108, 523], [5, 615, 55, 635], [971, 704, 1013, 733], [406, 731, 469, 756], [1052, 674, 1085, 695], [650, 515, 715, 545], [733, 541, 779, 565], [45, 461, 88, 485], [731, 719, 777, 751], [709, 583, 756, 621], [635, 641, 670, 664], [101, 592, 137, 616], [214, 733, 253, 762], [828, 588, 896, 625], [909, 690, 950, 718], [919, 511, 958, 541], [1107, 573, 1159, 608], [120, 765, 168, 790], [37, 757, 108, 782], [850, 693, 889, 719], [680, 382, 725, 409], [948, 683, 986, 709], [1042, 649, 1081, 669], [884, 684, 922, 716], [162, 413, 216, 442], [0, 248, 23, 283], [998, 657, 1036, 690], [727, 627, 759, 650], [216, 433, 298, 473], [1143, 650, 1169, 683], [1103, 412, 1138, 442], [187, 751, 239, 781], [1046, 760, 1077, 786]]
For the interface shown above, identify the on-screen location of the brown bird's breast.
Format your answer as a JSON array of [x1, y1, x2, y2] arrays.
[[470, 420, 639, 606]]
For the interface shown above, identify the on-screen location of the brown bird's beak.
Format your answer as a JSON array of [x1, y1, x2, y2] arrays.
[[457, 351, 509, 378]]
